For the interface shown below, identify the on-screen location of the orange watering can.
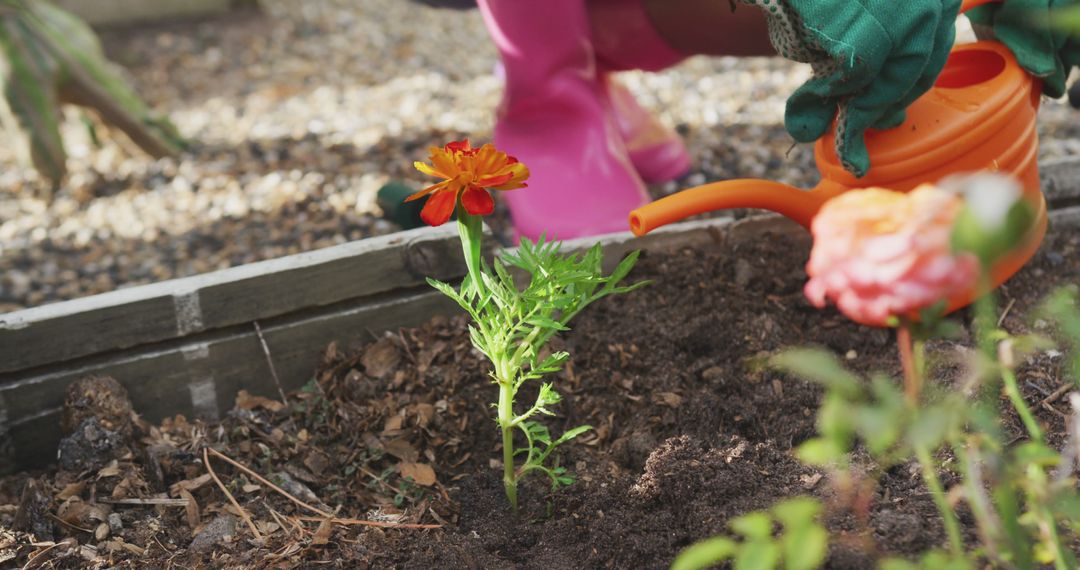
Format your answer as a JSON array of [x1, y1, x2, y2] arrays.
[[629, 0, 1047, 316]]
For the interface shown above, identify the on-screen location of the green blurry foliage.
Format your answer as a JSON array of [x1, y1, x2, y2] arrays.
[[671, 497, 828, 570], [0, 0, 184, 184]]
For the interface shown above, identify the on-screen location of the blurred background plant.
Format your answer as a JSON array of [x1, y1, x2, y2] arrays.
[[0, 0, 184, 186], [673, 175, 1080, 569]]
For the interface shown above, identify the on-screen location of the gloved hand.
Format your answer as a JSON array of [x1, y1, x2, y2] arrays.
[[738, 0, 962, 177], [967, 0, 1080, 99]]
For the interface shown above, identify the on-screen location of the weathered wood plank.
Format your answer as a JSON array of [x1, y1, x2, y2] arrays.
[[1, 288, 459, 472], [1043, 156, 1080, 207], [0, 225, 466, 375], [1050, 204, 1080, 227]]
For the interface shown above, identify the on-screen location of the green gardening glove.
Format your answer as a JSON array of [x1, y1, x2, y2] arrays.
[[968, 0, 1080, 99], [738, 0, 962, 177]]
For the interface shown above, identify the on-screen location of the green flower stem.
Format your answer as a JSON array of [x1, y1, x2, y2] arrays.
[[971, 275, 1040, 442], [1001, 367, 1043, 442], [457, 209, 485, 297], [498, 375, 518, 511], [900, 322, 963, 554], [954, 442, 1004, 562], [1041, 503, 1071, 570], [992, 483, 1035, 570], [913, 338, 926, 381], [454, 208, 523, 508], [915, 445, 965, 556]]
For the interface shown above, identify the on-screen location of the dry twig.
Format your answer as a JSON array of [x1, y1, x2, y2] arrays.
[[253, 320, 289, 406], [21, 539, 68, 570], [1042, 401, 1069, 419], [205, 448, 440, 530], [152, 534, 174, 553], [99, 498, 189, 507], [1041, 383, 1072, 406], [266, 505, 301, 539], [295, 516, 441, 529], [997, 297, 1017, 327], [48, 513, 92, 534], [203, 447, 263, 540], [207, 447, 331, 518]]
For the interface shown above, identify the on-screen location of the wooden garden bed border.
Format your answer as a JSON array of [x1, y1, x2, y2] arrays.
[[1, 156, 1077, 472]]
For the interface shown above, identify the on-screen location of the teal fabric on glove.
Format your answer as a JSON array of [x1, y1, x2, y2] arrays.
[[968, 0, 1080, 99], [740, 0, 962, 177]]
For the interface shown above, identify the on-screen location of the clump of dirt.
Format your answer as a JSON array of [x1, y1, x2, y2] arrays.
[[52, 375, 138, 473], [60, 375, 134, 437], [57, 417, 131, 473], [1, 223, 1078, 568]]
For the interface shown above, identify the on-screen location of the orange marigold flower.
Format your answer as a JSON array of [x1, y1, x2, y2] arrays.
[[804, 184, 980, 327], [408, 140, 530, 226]]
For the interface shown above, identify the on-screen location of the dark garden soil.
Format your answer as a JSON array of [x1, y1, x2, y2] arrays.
[[2, 220, 1079, 569]]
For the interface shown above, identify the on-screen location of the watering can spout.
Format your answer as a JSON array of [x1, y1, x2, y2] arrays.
[[629, 179, 837, 237]]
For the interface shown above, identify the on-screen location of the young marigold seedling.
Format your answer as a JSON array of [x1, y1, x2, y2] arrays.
[[408, 140, 647, 510]]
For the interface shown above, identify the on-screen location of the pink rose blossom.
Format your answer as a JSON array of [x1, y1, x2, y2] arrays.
[[804, 185, 980, 326]]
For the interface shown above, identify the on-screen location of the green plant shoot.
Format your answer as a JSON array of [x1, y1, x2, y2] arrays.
[[430, 205, 647, 510]]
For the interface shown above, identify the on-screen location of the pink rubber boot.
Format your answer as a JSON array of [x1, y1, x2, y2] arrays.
[[477, 0, 651, 241], [590, 0, 692, 183], [602, 76, 692, 184]]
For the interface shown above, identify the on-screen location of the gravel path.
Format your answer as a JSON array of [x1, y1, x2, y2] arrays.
[[0, 0, 1076, 311]]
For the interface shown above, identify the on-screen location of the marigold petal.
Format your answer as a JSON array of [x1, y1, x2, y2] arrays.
[[404, 180, 449, 202], [414, 161, 446, 179], [460, 185, 495, 216], [471, 144, 501, 172], [475, 172, 514, 188], [420, 188, 458, 226], [490, 181, 528, 191], [490, 163, 530, 190], [430, 149, 459, 179], [445, 140, 471, 153]]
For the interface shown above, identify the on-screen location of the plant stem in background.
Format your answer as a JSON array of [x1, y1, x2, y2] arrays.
[[1042, 503, 1071, 570], [899, 321, 964, 555], [1000, 367, 1043, 441], [915, 445, 964, 555], [897, 323, 922, 403], [954, 443, 1001, 560]]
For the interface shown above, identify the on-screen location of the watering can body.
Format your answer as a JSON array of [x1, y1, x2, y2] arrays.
[[629, 2, 1047, 317]]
